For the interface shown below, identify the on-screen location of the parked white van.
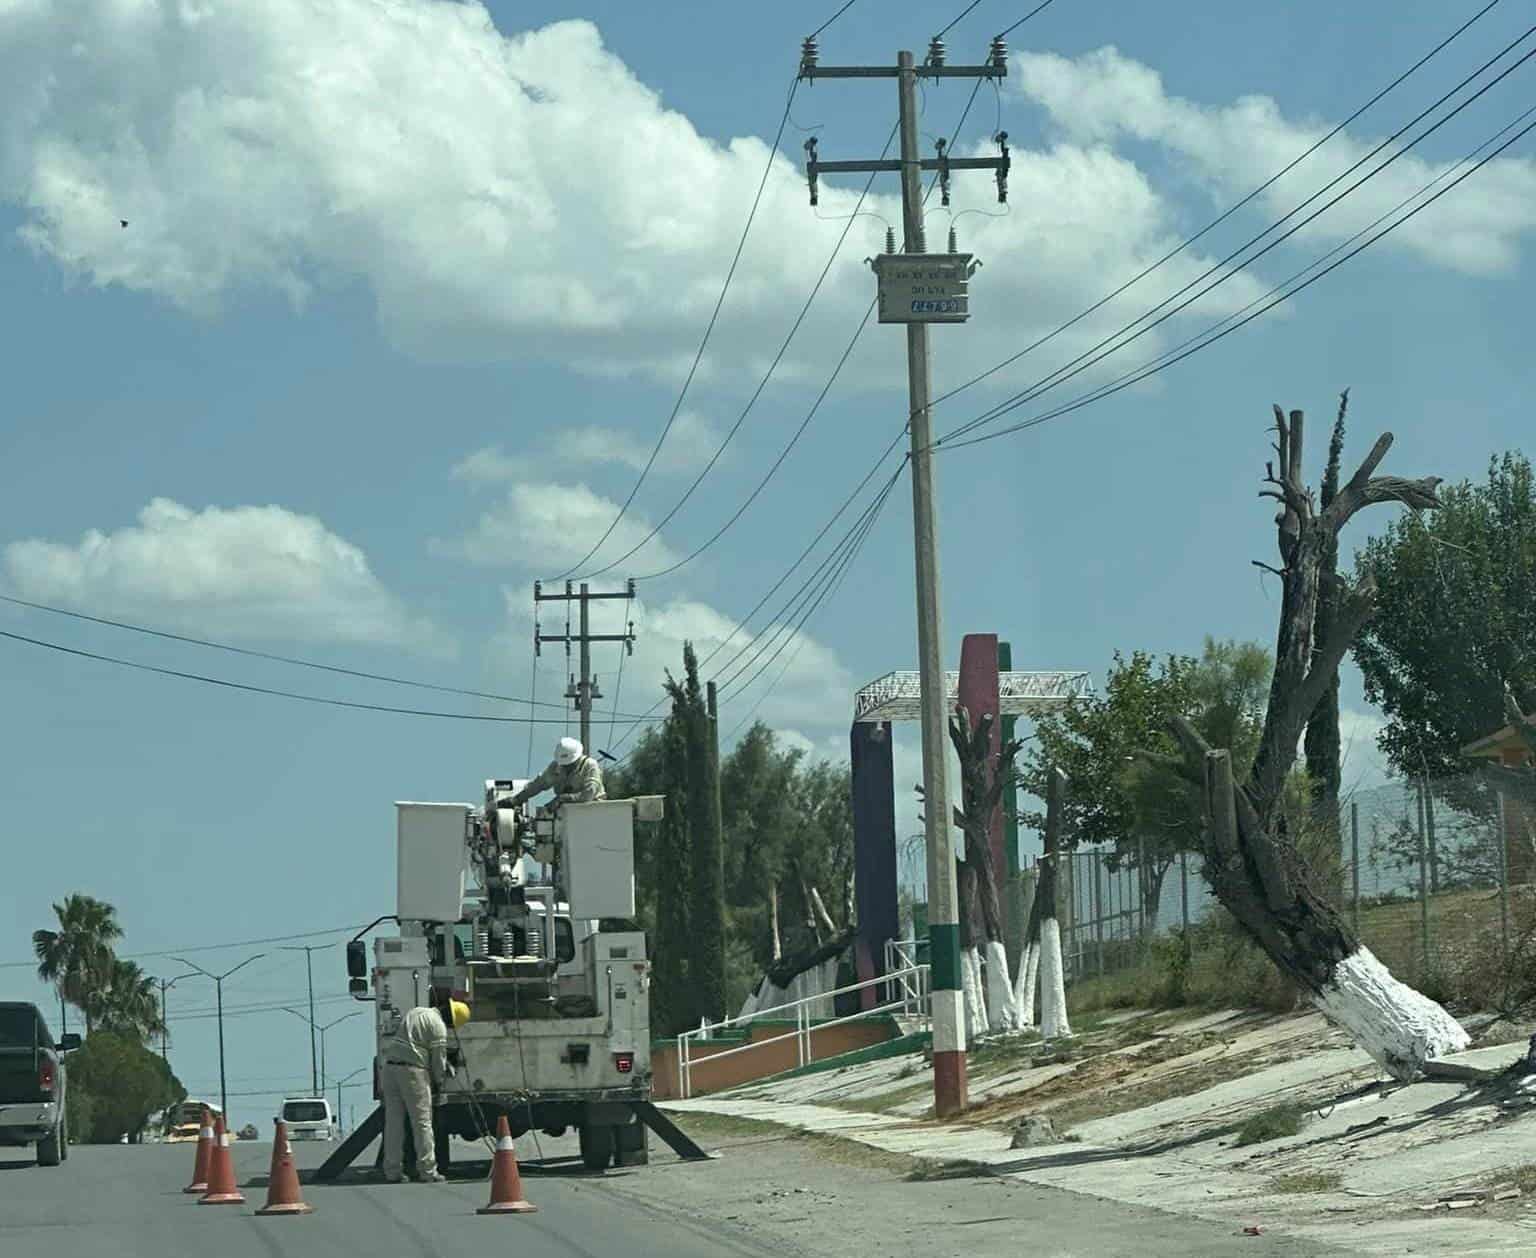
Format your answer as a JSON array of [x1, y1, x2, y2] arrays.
[[279, 1097, 335, 1141]]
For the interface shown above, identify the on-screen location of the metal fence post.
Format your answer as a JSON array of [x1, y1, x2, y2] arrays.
[[1350, 801, 1361, 934], [1498, 788, 1511, 966], [1180, 850, 1189, 933], [1416, 777, 1430, 979], [1093, 850, 1105, 977]]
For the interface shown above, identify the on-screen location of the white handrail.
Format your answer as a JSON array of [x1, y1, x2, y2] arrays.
[[675, 963, 930, 1099]]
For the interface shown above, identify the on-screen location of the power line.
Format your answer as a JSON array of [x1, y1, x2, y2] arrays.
[[997, 0, 1061, 40], [552, 79, 800, 580], [0, 628, 664, 725], [936, 1, 987, 41], [937, 108, 1536, 453], [926, 0, 1506, 415], [583, 121, 900, 581], [0, 592, 622, 716], [810, 0, 862, 40], [935, 27, 1536, 447], [1, 924, 361, 971]]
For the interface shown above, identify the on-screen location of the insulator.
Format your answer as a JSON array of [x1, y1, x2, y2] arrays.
[[927, 36, 946, 67], [885, 226, 897, 255], [995, 130, 1011, 205], [990, 36, 1008, 73], [474, 926, 490, 959], [948, 225, 958, 255], [800, 35, 819, 78], [804, 136, 820, 207], [525, 926, 543, 959], [935, 137, 951, 208]]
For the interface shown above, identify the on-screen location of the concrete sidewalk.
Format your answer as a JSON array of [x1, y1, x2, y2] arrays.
[[662, 1012, 1536, 1255]]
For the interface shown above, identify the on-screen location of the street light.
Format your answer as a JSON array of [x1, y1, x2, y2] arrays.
[[333, 1066, 368, 1134], [170, 953, 266, 1120], [280, 943, 332, 1095], [282, 1008, 362, 1092]]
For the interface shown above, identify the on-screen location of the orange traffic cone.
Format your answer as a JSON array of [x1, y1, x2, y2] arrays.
[[198, 1114, 246, 1206], [183, 1106, 214, 1194], [255, 1120, 313, 1216], [477, 1115, 537, 1215]]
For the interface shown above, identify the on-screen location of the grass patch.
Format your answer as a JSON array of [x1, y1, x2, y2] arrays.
[[1272, 1171, 1342, 1194], [1235, 1103, 1307, 1146], [1492, 1163, 1536, 1195]]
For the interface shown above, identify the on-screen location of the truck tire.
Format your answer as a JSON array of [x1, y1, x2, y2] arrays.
[[613, 1118, 648, 1167], [37, 1119, 64, 1168], [578, 1123, 613, 1172]]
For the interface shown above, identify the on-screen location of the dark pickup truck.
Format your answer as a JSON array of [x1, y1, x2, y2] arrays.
[[0, 1002, 79, 1166]]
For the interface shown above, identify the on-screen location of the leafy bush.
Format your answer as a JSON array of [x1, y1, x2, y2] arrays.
[[67, 1032, 184, 1143]]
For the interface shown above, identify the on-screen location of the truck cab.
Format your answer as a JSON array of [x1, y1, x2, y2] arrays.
[[0, 1003, 79, 1166]]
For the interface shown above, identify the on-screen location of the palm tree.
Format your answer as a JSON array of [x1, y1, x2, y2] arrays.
[[95, 959, 167, 1044], [33, 895, 123, 1033]]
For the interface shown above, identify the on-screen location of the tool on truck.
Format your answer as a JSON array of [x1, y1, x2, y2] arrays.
[[316, 776, 709, 1180]]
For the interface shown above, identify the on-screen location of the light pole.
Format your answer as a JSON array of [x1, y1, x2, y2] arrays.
[[153, 971, 198, 1061], [334, 1066, 368, 1134], [280, 944, 329, 1095], [171, 953, 265, 1120], [283, 1008, 362, 1092]]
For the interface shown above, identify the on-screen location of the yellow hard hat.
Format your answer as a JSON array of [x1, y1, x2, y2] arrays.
[[449, 1000, 471, 1029]]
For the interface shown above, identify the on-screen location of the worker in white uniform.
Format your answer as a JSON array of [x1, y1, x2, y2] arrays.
[[511, 737, 605, 807], [381, 995, 469, 1183]]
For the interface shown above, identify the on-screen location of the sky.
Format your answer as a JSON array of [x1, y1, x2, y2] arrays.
[[2, 0, 1533, 1126]]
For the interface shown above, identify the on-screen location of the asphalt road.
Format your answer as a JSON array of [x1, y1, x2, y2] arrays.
[[0, 1134, 772, 1258], [1, 1124, 1351, 1257]]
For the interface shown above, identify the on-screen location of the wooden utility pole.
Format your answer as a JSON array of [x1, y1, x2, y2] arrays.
[[798, 31, 1009, 1120], [534, 580, 635, 752]]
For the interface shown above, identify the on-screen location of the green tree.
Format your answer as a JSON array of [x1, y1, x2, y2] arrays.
[[33, 895, 123, 1034], [67, 1031, 185, 1144], [666, 644, 727, 1031], [1354, 452, 1536, 779], [1022, 640, 1270, 928], [94, 960, 167, 1044]]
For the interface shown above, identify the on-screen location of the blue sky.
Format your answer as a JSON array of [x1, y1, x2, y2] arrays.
[[2, 0, 1533, 1124]]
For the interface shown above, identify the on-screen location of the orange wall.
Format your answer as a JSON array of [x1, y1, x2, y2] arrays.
[[651, 1019, 897, 1101]]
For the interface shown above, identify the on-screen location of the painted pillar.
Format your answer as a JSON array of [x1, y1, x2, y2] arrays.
[[998, 640, 1023, 972], [851, 720, 899, 1010]]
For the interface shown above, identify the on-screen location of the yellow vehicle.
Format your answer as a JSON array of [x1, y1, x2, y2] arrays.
[[164, 1100, 220, 1143]]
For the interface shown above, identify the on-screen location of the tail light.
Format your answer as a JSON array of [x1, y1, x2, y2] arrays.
[[613, 1052, 634, 1075], [39, 1058, 56, 1095]]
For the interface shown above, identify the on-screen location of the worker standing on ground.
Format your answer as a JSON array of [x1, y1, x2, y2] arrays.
[[381, 994, 469, 1184], [512, 737, 605, 808]]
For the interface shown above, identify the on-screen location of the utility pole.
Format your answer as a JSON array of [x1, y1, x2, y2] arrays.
[[155, 972, 197, 1061], [281, 943, 328, 1094], [534, 580, 636, 753], [798, 32, 1009, 1119], [172, 952, 265, 1121]]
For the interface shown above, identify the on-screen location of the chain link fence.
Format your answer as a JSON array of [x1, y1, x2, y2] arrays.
[[1046, 766, 1536, 995]]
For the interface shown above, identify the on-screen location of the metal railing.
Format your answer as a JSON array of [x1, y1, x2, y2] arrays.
[[675, 964, 930, 1100]]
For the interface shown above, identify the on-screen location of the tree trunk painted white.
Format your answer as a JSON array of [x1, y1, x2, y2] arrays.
[[961, 946, 987, 1041], [1311, 946, 1469, 1081], [984, 939, 1021, 1032], [1014, 939, 1039, 1028], [1037, 918, 1071, 1040]]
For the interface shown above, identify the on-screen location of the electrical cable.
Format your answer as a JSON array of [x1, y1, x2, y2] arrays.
[[627, 33, 991, 585], [524, 648, 539, 776], [552, 80, 800, 581], [925, 0, 1507, 415], [2, 923, 363, 970], [604, 595, 636, 757], [809, 0, 861, 40], [0, 592, 612, 714], [936, 1, 986, 40], [935, 108, 1536, 453], [997, 0, 1060, 40], [935, 30, 1536, 448], [582, 120, 901, 581], [0, 628, 664, 725], [938, 101, 1536, 453]]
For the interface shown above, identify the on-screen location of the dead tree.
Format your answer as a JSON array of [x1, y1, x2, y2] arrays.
[[950, 705, 1025, 1031], [1167, 405, 1465, 1080]]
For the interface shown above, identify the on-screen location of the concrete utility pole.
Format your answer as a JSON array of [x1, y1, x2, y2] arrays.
[[798, 32, 1009, 1118], [534, 580, 636, 753]]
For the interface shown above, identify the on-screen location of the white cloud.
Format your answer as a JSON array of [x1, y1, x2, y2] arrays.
[[1015, 47, 1536, 276], [3, 498, 441, 648], [452, 412, 722, 485], [0, 3, 1280, 388], [438, 481, 678, 573]]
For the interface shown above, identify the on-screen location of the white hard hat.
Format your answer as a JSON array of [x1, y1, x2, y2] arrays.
[[555, 737, 583, 766]]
